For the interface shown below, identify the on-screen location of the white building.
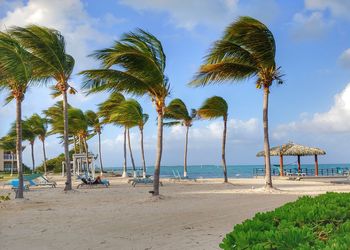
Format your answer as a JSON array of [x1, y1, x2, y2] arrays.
[[0, 149, 17, 172]]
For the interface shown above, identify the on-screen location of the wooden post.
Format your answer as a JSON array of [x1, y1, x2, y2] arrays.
[[315, 155, 319, 176], [297, 155, 301, 172], [279, 155, 284, 176]]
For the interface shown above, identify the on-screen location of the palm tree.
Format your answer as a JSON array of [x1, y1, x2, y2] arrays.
[[85, 110, 104, 174], [164, 98, 196, 178], [22, 119, 37, 173], [97, 92, 126, 176], [81, 29, 169, 196], [190, 17, 283, 188], [197, 96, 229, 183], [0, 135, 17, 176], [0, 31, 40, 198], [27, 114, 49, 175], [110, 99, 149, 178], [11, 25, 75, 191]]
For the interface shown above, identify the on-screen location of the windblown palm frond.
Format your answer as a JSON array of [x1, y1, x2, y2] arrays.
[[197, 96, 228, 120], [97, 92, 125, 124], [80, 29, 170, 105], [190, 16, 282, 88]]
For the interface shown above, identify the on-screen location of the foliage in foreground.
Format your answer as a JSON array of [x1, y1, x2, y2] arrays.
[[220, 192, 350, 250]]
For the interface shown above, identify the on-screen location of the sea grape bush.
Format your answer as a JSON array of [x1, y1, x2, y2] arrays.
[[220, 192, 350, 249]]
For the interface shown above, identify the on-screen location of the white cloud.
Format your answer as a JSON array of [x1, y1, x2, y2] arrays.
[[273, 83, 350, 140], [291, 11, 333, 40], [338, 48, 350, 69], [305, 0, 350, 19], [0, 0, 121, 71], [119, 0, 278, 30]]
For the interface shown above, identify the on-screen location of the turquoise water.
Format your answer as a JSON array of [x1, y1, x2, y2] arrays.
[[104, 164, 349, 178]]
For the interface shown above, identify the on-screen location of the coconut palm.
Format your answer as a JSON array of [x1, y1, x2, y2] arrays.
[[0, 135, 17, 176], [27, 114, 49, 175], [97, 93, 126, 176], [164, 98, 196, 178], [85, 110, 104, 174], [11, 25, 75, 191], [110, 99, 149, 178], [81, 29, 169, 196], [22, 119, 37, 172], [0, 31, 40, 198], [197, 96, 229, 183], [190, 17, 282, 188]]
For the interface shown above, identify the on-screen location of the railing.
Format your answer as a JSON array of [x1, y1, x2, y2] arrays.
[[253, 167, 350, 177]]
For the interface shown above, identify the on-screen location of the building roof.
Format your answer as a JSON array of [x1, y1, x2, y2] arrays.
[[256, 142, 326, 157]]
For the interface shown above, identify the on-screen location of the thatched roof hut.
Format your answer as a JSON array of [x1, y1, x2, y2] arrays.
[[256, 142, 326, 157], [256, 142, 326, 176]]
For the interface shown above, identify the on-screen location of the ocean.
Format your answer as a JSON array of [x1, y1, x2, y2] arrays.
[[104, 163, 349, 178]]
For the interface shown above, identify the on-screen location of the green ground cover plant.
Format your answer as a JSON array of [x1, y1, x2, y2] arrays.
[[220, 192, 350, 250]]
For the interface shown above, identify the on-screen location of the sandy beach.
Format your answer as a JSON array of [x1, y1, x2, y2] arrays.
[[1, 177, 350, 250]]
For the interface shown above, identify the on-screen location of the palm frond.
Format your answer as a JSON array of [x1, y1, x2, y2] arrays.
[[197, 96, 228, 120]]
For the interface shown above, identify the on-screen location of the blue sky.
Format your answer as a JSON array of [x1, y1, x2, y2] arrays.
[[1, 0, 350, 168]]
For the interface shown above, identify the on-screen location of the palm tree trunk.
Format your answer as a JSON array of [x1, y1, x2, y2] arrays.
[[263, 87, 273, 188], [73, 135, 77, 154], [140, 128, 146, 178], [84, 137, 89, 176], [15, 97, 24, 199], [10, 151, 14, 176], [42, 139, 47, 175], [183, 126, 189, 178], [98, 132, 104, 175], [127, 128, 137, 178], [62, 89, 72, 191], [122, 127, 127, 177], [153, 112, 163, 196], [30, 141, 35, 173], [222, 116, 228, 183]]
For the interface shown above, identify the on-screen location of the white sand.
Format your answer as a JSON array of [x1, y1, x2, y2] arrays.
[[1, 176, 350, 250]]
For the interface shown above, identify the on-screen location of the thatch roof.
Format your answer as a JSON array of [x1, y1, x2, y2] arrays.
[[256, 142, 326, 157]]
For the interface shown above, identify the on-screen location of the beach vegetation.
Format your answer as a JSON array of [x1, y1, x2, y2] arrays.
[[164, 98, 196, 178], [220, 192, 350, 249], [81, 29, 169, 196], [10, 25, 75, 191], [191, 16, 283, 189], [197, 96, 228, 182]]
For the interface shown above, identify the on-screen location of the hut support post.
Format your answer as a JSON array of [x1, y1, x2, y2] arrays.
[[315, 155, 319, 176], [297, 155, 301, 172], [279, 155, 284, 176]]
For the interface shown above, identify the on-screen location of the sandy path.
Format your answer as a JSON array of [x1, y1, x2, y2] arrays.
[[0, 177, 349, 250]]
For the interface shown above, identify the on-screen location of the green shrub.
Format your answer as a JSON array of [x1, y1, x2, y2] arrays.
[[220, 193, 350, 249]]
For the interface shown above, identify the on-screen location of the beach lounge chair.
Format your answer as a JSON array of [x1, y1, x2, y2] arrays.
[[5, 179, 30, 191], [170, 170, 196, 182], [76, 175, 110, 189]]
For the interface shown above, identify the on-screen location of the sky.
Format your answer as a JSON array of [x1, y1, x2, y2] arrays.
[[0, 0, 350, 168]]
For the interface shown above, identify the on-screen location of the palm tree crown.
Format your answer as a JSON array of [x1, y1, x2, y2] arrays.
[[164, 98, 196, 127], [197, 96, 228, 120], [190, 16, 282, 88]]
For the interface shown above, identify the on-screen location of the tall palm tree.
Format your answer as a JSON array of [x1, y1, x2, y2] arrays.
[[197, 96, 229, 183], [0, 31, 40, 198], [27, 114, 49, 175], [190, 17, 283, 188], [0, 135, 17, 176], [81, 29, 169, 196], [164, 98, 196, 178], [85, 110, 104, 174], [97, 92, 126, 176], [23, 119, 36, 172], [11, 25, 75, 191], [110, 99, 149, 178]]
